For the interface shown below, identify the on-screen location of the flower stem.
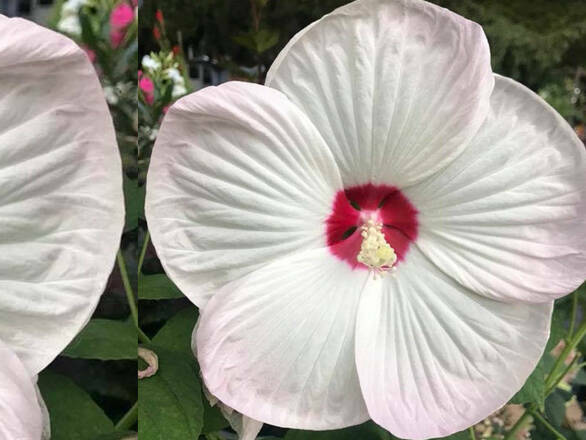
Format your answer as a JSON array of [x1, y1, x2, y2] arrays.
[[528, 408, 567, 440], [546, 356, 578, 396], [545, 318, 586, 393], [468, 426, 476, 440], [137, 230, 150, 275], [117, 251, 150, 344], [115, 401, 138, 431]]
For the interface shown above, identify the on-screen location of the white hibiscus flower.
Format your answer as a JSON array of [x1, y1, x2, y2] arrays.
[[145, 0, 586, 439], [0, 16, 124, 436]]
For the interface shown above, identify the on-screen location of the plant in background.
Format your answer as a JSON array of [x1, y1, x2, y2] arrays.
[[52, 0, 138, 174], [138, 9, 191, 183], [232, 0, 280, 82]]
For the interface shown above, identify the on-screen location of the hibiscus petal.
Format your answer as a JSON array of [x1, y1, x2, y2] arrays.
[[0, 339, 43, 440], [0, 17, 124, 374], [355, 248, 552, 440], [146, 81, 342, 308], [196, 248, 370, 429], [266, 0, 493, 187], [406, 74, 586, 303]]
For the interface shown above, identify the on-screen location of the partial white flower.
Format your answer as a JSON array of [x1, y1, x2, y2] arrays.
[[56, 0, 89, 36], [141, 54, 161, 72], [192, 322, 263, 440], [164, 67, 183, 84], [61, 0, 89, 15], [149, 128, 158, 141], [0, 17, 124, 376], [37, 384, 51, 440], [104, 85, 119, 105], [145, 0, 586, 439], [56, 14, 81, 36], [171, 82, 187, 99], [0, 339, 43, 440]]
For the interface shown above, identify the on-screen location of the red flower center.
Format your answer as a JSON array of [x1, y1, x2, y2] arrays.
[[325, 184, 418, 269]]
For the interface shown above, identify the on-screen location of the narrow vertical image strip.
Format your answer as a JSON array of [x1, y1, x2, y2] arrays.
[[0, 0, 137, 438], [139, 1, 586, 440]]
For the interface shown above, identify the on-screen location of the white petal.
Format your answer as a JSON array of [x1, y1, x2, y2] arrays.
[[37, 384, 51, 440], [196, 325, 264, 440], [0, 17, 124, 374], [355, 248, 552, 440], [0, 340, 43, 440], [406, 74, 586, 303], [196, 248, 369, 429], [146, 82, 342, 308], [266, 0, 493, 187]]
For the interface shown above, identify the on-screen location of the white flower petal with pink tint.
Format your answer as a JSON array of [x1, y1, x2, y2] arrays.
[[266, 0, 493, 187], [0, 339, 43, 440], [0, 17, 124, 374], [146, 81, 342, 308], [355, 248, 552, 439], [196, 248, 370, 430], [145, 0, 586, 438], [406, 74, 586, 303], [199, 377, 263, 440]]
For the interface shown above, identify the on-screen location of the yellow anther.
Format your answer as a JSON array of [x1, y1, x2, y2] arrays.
[[357, 218, 397, 278]]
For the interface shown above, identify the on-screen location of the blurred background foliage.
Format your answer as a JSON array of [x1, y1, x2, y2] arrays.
[[138, 0, 586, 130]]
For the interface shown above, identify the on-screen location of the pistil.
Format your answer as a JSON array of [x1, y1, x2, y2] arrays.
[[356, 217, 397, 278]]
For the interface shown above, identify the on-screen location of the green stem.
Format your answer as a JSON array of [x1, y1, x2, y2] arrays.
[[546, 356, 578, 396], [115, 401, 138, 431], [528, 408, 567, 440], [468, 426, 476, 440], [545, 318, 586, 393], [569, 291, 579, 339], [137, 230, 150, 275], [117, 251, 151, 344], [503, 410, 533, 440]]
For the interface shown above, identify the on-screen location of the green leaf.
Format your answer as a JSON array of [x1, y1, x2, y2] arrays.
[[138, 344, 204, 439], [432, 429, 471, 440], [123, 175, 145, 231], [139, 273, 184, 300], [544, 389, 572, 428], [510, 353, 547, 407], [546, 302, 569, 353], [152, 306, 199, 357], [254, 28, 280, 53], [62, 319, 137, 360], [38, 370, 114, 440], [201, 399, 230, 434], [92, 432, 136, 440], [233, 28, 279, 54], [284, 421, 392, 440], [573, 368, 586, 385], [151, 307, 229, 433]]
